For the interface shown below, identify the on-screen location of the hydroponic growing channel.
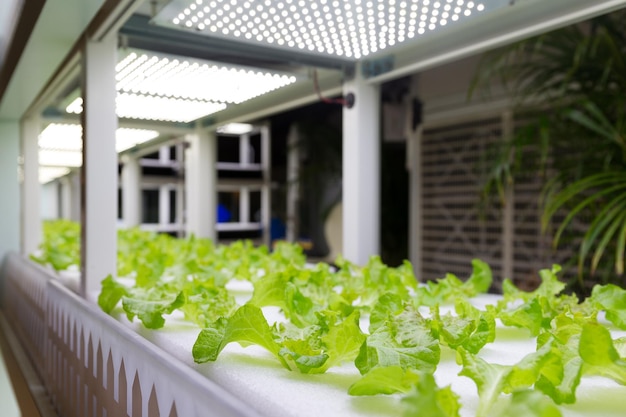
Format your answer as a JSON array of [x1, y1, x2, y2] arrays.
[[25, 221, 626, 417]]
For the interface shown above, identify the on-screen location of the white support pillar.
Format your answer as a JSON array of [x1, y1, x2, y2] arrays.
[[405, 75, 423, 279], [121, 155, 141, 228], [159, 185, 170, 229], [185, 127, 217, 240], [175, 142, 185, 237], [80, 35, 118, 297], [286, 124, 300, 242], [60, 176, 73, 220], [70, 171, 81, 222], [20, 116, 41, 255], [240, 133, 251, 167], [260, 124, 271, 247], [240, 186, 250, 224], [0, 121, 20, 260], [159, 145, 170, 164], [342, 73, 381, 265]]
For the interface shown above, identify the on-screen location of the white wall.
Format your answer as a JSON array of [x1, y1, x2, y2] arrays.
[[0, 121, 20, 260]]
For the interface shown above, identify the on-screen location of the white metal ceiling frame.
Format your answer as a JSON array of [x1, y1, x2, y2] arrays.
[[20, 0, 626, 183], [156, 0, 626, 129], [361, 0, 626, 84], [20, 0, 626, 130]]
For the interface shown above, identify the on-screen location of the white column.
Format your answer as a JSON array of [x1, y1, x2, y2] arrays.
[[0, 121, 20, 260], [70, 171, 81, 222], [20, 116, 41, 255], [80, 35, 118, 297], [240, 133, 251, 167], [260, 124, 271, 247], [286, 124, 300, 242], [59, 176, 72, 219], [121, 155, 141, 228], [159, 185, 170, 229], [59, 175, 72, 220], [175, 143, 185, 237], [185, 127, 217, 240], [405, 75, 423, 278], [159, 145, 170, 164], [240, 186, 250, 223], [342, 72, 381, 265]]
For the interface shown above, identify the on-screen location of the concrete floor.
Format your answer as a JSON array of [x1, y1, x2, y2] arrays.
[[0, 319, 42, 417], [0, 329, 23, 417]]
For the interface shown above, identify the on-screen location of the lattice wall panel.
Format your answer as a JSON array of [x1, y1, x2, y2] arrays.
[[421, 119, 504, 285]]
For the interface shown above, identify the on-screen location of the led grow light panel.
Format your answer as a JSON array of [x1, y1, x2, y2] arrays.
[[39, 123, 160, 157], [65, 49, 298, 122], [39, 167, 71, 184], [155, 0, 510, 60]]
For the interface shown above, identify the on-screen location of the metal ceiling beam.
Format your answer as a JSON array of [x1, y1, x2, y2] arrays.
[[120, 14, 355, 72], [0, 0, 45, 106], [362, 0, 626, 84]]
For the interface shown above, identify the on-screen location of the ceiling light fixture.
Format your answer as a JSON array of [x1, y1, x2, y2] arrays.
[[66, 49, 298, 122], [39, 123, 160, 155], [156, 0, 501, 60]]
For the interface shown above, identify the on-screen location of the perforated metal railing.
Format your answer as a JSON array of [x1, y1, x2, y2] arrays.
[[0, 252, 260, 417]]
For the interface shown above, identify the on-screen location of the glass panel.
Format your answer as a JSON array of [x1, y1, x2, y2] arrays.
[[250, 190, 261, 223], [142, 189, 159, 223], [218, 191, 240, 223], [169, 189, 177, 223]]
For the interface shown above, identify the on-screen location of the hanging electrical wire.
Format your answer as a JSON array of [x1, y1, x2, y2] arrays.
[[312, 69, 354, 108]]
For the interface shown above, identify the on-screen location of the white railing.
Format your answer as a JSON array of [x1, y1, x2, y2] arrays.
[[1, 253, 261, 417]]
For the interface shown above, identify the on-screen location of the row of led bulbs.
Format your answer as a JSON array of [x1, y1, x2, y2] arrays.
[[171, 0, 484, 58]]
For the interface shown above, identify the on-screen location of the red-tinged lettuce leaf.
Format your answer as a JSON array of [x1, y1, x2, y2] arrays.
[[355, 307, 440, 375], [98, 274, 128, 314], [122, 290, 185, 329], [590, 284, 626, 329], [402, 372, 461, 417], [500, 390, 562, 417], [348, 366, 419, 396], [579, 322, 626, 384], [192, 304, 287, 368]]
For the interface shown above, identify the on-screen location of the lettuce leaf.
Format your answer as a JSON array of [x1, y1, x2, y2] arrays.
[[355, 306, 440, 374], [192, 304, 286, 367], [589, 284, 626, 329], [415, 259, 492, 306], [500, 390, 562, 417], [579, 322, 626, 384], [122, 289, 185, 329], [402, 372, 461, 417], [348, 366, 419, 395]]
